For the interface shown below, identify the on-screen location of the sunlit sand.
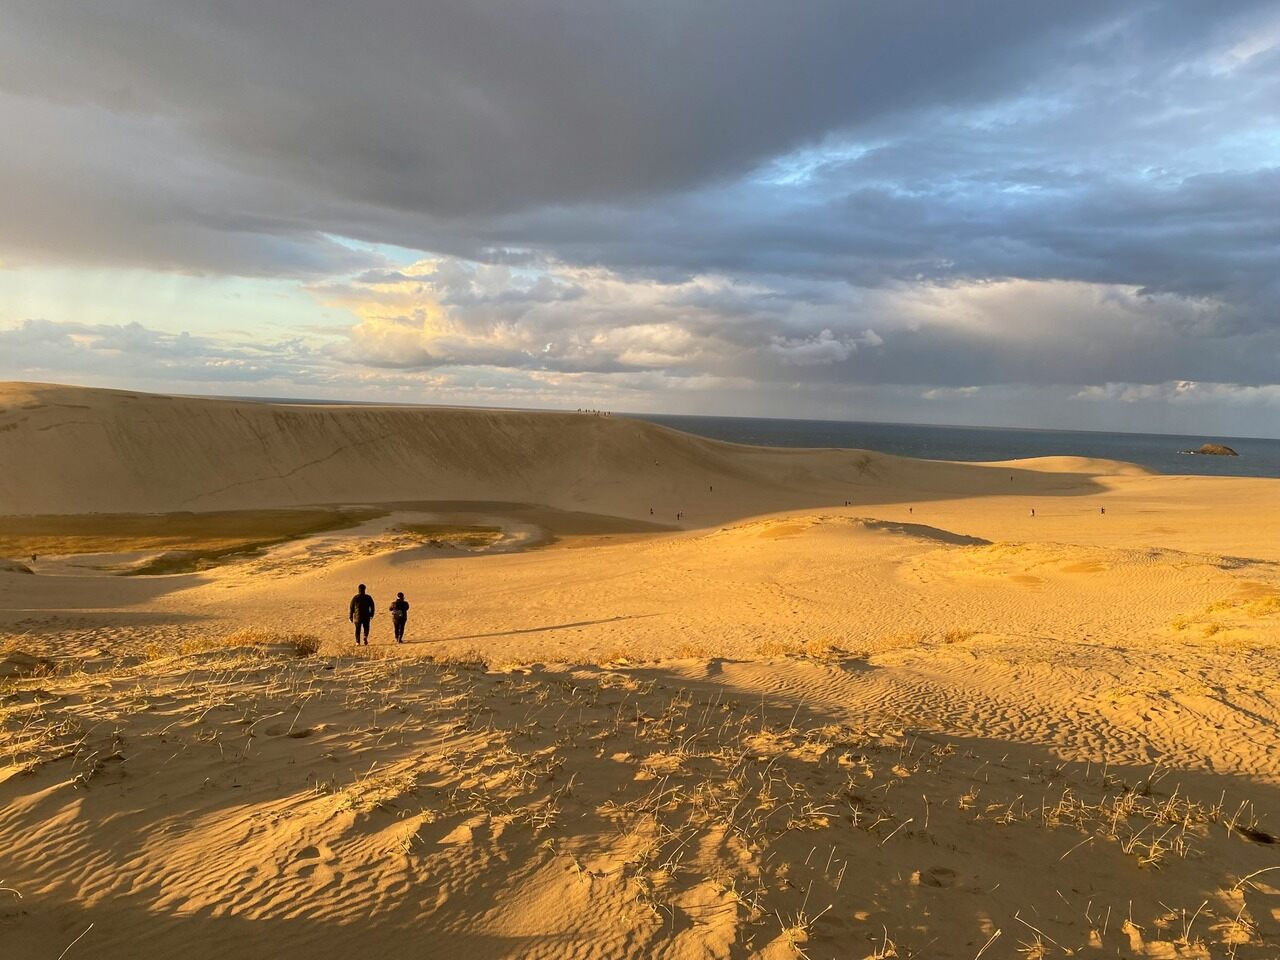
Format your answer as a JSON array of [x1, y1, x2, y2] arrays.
[[2, 383, 1278, 958]]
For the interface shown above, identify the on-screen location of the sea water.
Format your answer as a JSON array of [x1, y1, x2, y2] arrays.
[[631, 414, 1280, 479]]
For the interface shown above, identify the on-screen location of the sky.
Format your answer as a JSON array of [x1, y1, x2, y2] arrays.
[[1, 1, 1279, 436]]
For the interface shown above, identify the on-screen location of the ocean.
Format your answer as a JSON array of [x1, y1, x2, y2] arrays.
[[630, 413, 1280, 479]]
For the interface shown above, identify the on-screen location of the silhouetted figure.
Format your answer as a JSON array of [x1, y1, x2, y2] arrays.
[[1100, 507, 1106, 515], [908, 507, 913, 514], [390, 592, 410, 643], [709, 485, 713, 492], [649, 507, 654, 515], [349, 583, 375, 645], [1030, 508, 1036, 518]]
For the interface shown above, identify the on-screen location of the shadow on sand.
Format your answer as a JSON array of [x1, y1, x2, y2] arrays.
[[415, 613, 662, 643]]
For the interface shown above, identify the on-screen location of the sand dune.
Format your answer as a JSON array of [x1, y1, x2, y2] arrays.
[[0, 382, 1125, 519], [3, 382, 1280, 958]]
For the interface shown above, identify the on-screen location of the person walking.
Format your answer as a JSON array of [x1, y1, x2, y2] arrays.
[[349, 583, 375, 645], [390, 592, 410, 644]]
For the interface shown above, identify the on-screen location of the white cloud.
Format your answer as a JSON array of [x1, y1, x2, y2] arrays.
[[313, 258, 884, 378], [1075, 380, 1280, 406], [768, 329, 859, 366], [922, 386, 981, 400]]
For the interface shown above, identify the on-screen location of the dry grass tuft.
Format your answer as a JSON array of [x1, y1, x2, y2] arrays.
[[755, 637, 864, 663], [145, 629, 322, 660], [873, 628, 978, 652], [1170, 593, 1280, 643], [423, 648, 490, 670]]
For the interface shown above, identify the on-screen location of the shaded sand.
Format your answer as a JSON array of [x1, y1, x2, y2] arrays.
[[3, 651, 1277, 959], [2, 383, 1280, 958]]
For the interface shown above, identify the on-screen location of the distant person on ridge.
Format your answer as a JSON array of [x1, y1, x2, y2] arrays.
[[390, 592, 410, 644], [349, 583, 375, 645]]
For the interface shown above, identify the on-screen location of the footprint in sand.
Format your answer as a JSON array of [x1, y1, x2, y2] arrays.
[[263, 723, 326, 739], [914, 866, 958, 888], [290, 842, 342, 884]]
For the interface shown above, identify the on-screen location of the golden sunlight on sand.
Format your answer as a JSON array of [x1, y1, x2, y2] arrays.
[[2, 383, 1278, 958]]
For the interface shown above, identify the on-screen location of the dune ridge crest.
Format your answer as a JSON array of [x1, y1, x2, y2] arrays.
[[0, 382, 1137, 517]]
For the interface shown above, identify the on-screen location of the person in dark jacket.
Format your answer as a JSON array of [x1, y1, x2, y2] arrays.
[[390, 592, 410, 643], [349, 584, 375, 645]]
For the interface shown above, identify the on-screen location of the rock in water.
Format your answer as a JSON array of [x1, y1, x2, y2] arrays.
[[1183, 442, 1239, 456]]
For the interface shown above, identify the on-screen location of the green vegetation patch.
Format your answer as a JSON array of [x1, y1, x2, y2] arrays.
[[1, 507, 385, 574], [395, 523, 504, 548]]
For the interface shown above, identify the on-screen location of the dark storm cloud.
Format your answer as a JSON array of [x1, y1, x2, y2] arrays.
[[2, 4, 1272, 269], [1, 0, 1278, 411], [0, 1, 1119, 214], [0, 0, 1166, 273]]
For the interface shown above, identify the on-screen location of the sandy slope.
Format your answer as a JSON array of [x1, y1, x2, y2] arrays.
[[0, 381, 1151, 522], [2, 382, 1280, 959], [3, 651, 1278, 959]]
